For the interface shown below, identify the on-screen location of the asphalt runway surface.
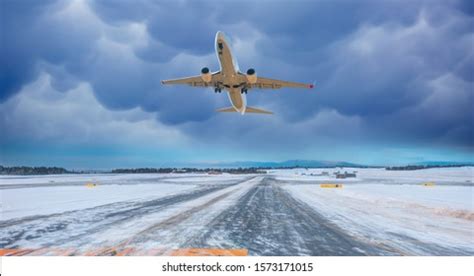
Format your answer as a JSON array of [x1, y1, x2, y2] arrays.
[[0, 174, 472, 255]]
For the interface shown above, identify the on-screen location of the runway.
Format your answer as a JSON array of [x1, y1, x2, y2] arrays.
[[1, 168, 473, 255]]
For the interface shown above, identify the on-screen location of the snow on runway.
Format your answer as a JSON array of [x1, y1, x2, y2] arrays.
[[0, 168, 473, 255]]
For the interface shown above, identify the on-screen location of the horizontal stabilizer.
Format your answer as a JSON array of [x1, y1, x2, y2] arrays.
[[216, 106, 237, 113], [245, 106, 273, 115], [216, 106, 273, 115]]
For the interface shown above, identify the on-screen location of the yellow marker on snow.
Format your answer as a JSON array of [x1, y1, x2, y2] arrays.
[[85, 182, 97, 188], [422, 182, 435, 187], [320, 183, 343, 188]]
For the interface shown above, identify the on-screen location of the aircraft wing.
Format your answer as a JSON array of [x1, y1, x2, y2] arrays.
[[161, 72, 221, 87], [250, 76, 313, 89]]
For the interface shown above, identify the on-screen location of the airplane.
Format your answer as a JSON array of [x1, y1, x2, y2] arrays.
[[161, 31, 314, 115]]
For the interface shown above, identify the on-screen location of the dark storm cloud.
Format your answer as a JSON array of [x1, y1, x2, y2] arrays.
[[1, 0, 221, 122], [90, 0, 221, 55], [0, 0, 60, 100], [0, 0, 473, 163]]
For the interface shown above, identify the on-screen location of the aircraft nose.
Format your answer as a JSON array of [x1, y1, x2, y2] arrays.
[[216, 31, 225, 40]]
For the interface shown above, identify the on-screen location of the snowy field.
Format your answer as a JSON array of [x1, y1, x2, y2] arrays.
[[0, 168, 472, 256]]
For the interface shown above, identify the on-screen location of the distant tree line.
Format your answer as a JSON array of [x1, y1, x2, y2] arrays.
[[111, 168, 175, 174], [386, 164, 472, 171], [2, 163, 470, 175], [0, 165, 266, 175], [0, 165, 72, 175], [111, 167, 266, 174]]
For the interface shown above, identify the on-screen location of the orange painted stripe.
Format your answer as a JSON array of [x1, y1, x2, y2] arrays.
[[84, 247, 137, 256], [28, 248, 76, 256], [115, 247, 136, 256], [0, 249, 20, 256], [0, 247, 248, 256], [0, 248, 36, 256], [170, 248, 248, 256], [83, 247, 112, 256]]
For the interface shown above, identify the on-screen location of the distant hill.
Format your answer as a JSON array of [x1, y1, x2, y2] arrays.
[[209, 160, 366, 168], [414, 161, 474, 166], [196, 160, 473, 169]]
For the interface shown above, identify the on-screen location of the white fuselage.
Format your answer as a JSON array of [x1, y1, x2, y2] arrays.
[[215, 32, 247, 114]]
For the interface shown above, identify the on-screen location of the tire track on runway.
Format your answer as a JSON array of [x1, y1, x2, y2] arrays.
[[106, 191, 234, 254], [187, 176, 393, 256], [0, 178, 253, 248], [95, 176, 263, 255]]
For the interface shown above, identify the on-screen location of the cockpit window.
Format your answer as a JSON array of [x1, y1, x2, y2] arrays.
[[218, 42, 223, 50]]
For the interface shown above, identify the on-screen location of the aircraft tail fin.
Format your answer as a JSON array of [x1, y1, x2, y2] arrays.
[[245, 106, 273, 115]]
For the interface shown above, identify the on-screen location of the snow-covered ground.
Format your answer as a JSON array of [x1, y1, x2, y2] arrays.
[[273, 167, 474, 255], [0, 168, 472, 255], [270, 166, 473, 184], [0, 173, 243, 186], [1, 183, 195, 220], [0, 173, 244, 220]]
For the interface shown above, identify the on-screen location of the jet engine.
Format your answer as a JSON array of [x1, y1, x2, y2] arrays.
[[246, 68, 257, 84], [201, 67, 212, 83]]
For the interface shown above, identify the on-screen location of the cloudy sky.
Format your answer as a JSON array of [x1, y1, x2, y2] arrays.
[[1, 0, 473, 168]]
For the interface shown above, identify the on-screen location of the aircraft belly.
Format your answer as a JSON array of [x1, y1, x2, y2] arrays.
[[227, 90, 245, 112]]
